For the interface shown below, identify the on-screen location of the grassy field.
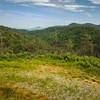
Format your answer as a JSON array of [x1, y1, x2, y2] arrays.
[[0, 55, 100, 100]]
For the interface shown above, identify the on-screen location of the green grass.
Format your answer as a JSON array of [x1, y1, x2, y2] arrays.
[[0, 55, 100, 100]]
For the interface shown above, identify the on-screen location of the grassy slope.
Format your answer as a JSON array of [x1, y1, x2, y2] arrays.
[[0, 57, 100, 100]]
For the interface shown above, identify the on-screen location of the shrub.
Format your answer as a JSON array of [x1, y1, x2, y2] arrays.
[[46, 53, 100, 69], [0, 52, 31, 61]]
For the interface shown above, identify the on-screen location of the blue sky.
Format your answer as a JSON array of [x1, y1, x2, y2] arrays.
[[0, 0, 100, 29]]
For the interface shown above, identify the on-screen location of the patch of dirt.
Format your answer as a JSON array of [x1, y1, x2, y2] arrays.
[[0, 83, 48, 100], [36, 65, 67, 73], [35, 65, 100, 87], [84, 79, 100, 87], [37, 97, 47, 100]]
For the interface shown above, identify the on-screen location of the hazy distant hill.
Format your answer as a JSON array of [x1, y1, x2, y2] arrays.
[[17, 23, 100, 33], [29, 23, 100, 39], [16, 29, 29, 32], [28, 26, 43, 31], [14, 26, 43, 33], [68, 23, 100, 29]]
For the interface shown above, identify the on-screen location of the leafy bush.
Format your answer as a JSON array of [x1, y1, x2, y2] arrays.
[[0, 52, 31, 61], [47, 53, 100, 69], [86, 66, 100, 76]]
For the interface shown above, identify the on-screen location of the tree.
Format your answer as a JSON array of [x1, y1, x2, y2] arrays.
[[79, 34, 94, 56], [0, 31, 4, 53], [65, 39, 73, 52]]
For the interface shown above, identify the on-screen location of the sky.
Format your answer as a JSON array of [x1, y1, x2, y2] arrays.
[[0, 0, 100, 29]]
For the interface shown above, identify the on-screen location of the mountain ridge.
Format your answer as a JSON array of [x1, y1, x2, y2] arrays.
[[0, 23, 100, 57], [68, 23, 100, 29]]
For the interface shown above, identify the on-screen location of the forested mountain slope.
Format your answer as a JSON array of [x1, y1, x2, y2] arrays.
[[29, 25, 100, 57], [0, 26, 49, 54], [0, 24, 100, 57]]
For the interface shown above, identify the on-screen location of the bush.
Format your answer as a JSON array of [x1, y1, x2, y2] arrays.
[[0, 52, 31, 61], [47, 53, 100, 69], [86, 66, 100, 76]]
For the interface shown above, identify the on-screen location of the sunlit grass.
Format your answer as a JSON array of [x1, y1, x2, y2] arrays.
[[0, 56, 100, 100]]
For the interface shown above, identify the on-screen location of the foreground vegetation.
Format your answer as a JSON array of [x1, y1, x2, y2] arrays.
[[0, 53, 100, 100]]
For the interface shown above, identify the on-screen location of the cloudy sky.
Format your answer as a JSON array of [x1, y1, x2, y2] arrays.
[[0, 0, 100, 29]]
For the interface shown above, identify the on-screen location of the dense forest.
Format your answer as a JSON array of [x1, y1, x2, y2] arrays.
[[0, 26, 50, 54], [0, 23, 100, 57]]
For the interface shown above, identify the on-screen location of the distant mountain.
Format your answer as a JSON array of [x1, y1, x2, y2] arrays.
[[28, 26, 43, 31], [16, 23, 100, 32], [68, 23, 100, 29], [29, 23, 100, 39], [15, 26, 43, 32], [17, 29, 29, 32]]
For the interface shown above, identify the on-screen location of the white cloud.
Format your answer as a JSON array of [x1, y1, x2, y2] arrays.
[[20, 3, 31, 7], [89, 0, 100, 4], [63, 5, 96, 12], [5, 0, 75, 3], [5, 0, 96, 13], [64, 5, 84, 12], [34, 2, 58, 7], [6, 0, 49, 3], [58, 0, 75, 3], [33, 3, 96, 12]]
